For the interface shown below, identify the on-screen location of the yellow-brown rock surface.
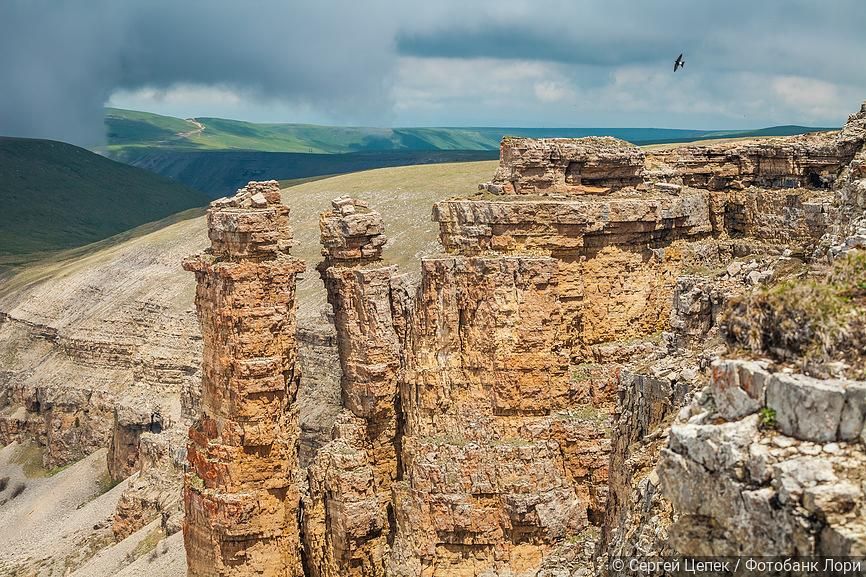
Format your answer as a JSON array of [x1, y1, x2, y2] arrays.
[[303, 198, 398, 577], [182, 181, 305, 577], [177, 101, 866, 577], [482, 136, 645, 195], [389, 255, 600, 577]]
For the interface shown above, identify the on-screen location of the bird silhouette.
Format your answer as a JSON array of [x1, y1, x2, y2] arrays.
[[674, 53, 685, 72]]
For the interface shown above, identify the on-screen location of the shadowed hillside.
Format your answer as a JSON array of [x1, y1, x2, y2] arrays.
[[0, 137, 208, 264]]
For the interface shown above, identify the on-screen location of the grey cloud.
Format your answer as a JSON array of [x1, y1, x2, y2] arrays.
[[0, 1, 121, 145], [397, 26, 677, 67], [0, 0, 398, 145], [1, 0, 865, 144], [396, 0, 866, 85]]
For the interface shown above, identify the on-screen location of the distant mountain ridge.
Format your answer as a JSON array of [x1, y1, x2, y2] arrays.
[[101, 108, 835, 198], [104, 108, 834, 154]]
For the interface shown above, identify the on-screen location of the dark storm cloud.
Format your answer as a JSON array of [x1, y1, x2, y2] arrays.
[[0, 0, 397, 145], [1, 0, 865, 143], [397, 26, 675, 67], [396, 0, 866, 84]]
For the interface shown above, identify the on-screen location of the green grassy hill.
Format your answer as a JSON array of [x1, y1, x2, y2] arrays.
[[105, 108, 199, 147], [103, 108, 515, 153], [102, 108, 835, 198], [0, 137, 209, 264], [105, 108, 834, 155]]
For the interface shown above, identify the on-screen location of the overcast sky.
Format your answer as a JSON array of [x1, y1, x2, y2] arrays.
[[1, 0, 864, 144]]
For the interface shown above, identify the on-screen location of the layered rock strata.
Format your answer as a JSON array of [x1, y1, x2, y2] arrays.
[[481, 137, 645, 194], [601, 104, 866, 570], [645, 112, 866, 191], [385, 139, 719, 575], [179, 102, 866, 576], [391, 105, 865, 574], [823, 103, 866, 256], [434, 191, 716, 357], [303, 198, 399, 577], [182, 181, 306, 577], [388, 255, 598, 577]]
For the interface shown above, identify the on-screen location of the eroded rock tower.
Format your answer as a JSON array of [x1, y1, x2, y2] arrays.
[[183, 181, 306, 577]]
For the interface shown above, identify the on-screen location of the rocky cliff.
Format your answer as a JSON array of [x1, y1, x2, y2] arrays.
[[179, 101, 866, 576], [3, 103, 865, 577], [0, 163, 497, 577], [601, 105, 866, 571], [182, 181, 306, 576]]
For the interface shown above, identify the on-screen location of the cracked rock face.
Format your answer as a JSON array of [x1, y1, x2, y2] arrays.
[[388, 255, 595, 577], [182, 182, 306, 577], [173, 101, 866, 577], [303, 202, 398, 577], [601, 104, 866, 570], [659, 361, 866, 558]]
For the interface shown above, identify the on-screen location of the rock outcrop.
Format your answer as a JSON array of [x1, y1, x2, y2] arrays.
[[0, 243, 200, 550], [176, 102, 866, 576], [600, 105, 866, 571], [182, 181, 306, 577], [645, 109, 866, 191], [0, 163, 495, 577], [659, 360, 866, 557], [481, 137, 645, 195], [303, 197, 399, 577], [388, 255, 599, 577]]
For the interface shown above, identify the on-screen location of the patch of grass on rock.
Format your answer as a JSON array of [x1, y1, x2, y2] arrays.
[[126, 526, 166, 564], [10, 442, 69, 478], [722, 250, 866, 378]]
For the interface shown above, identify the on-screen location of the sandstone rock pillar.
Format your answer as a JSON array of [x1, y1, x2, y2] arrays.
[[182, 181, 305, 577], [302, 197, 399, 577], [317, 197, 399, 491]]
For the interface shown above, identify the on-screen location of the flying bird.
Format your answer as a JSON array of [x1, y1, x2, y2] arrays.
[[674, 53, 685, 72]]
